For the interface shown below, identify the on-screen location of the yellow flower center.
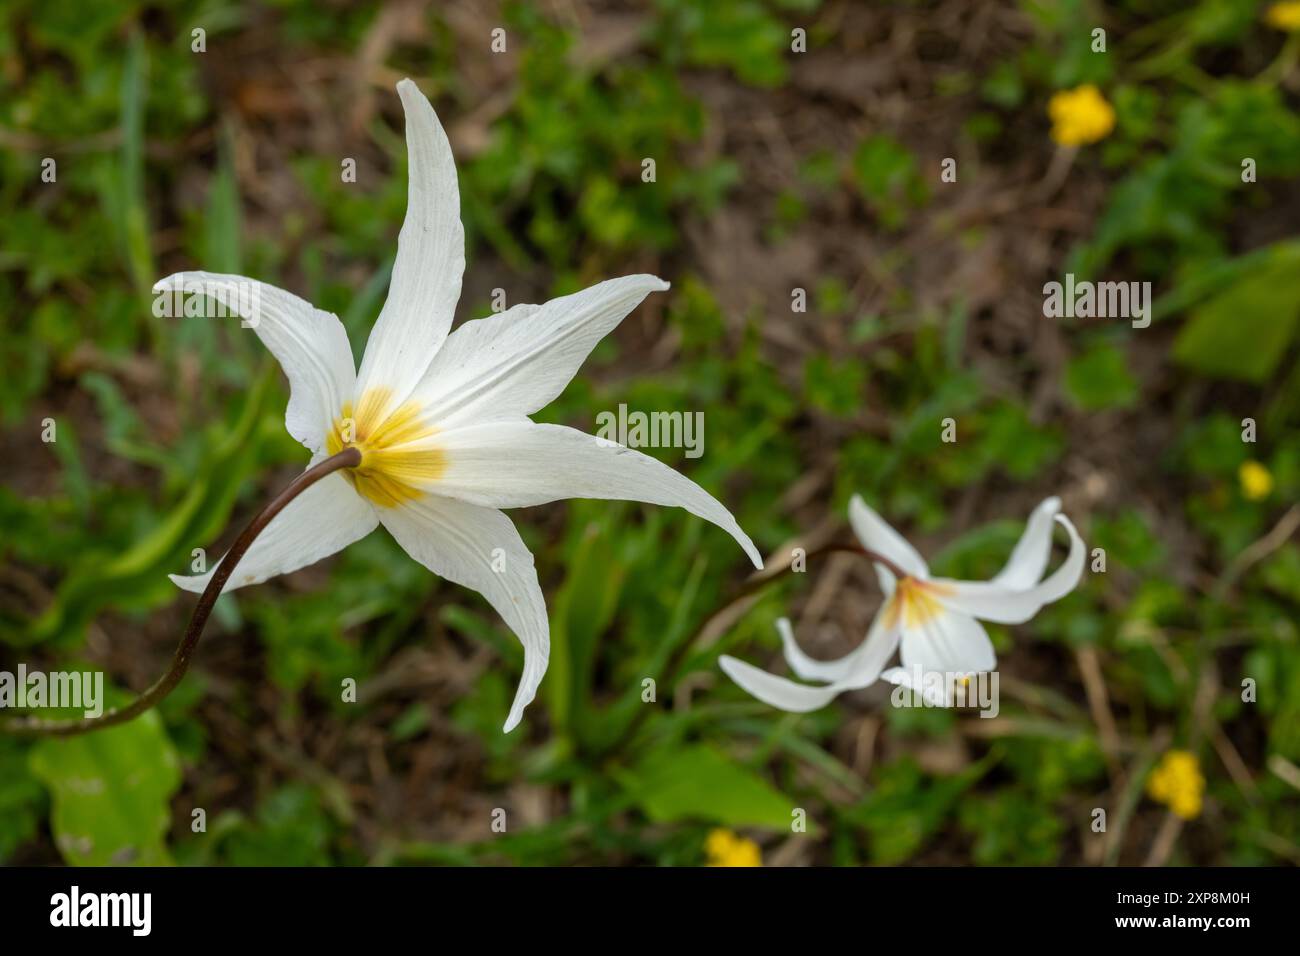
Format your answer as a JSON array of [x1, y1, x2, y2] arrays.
[[883, 577, 952, 629], [325, 387, 444, 508]]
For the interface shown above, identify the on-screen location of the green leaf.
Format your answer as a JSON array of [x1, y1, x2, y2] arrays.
[[19, 364, 273, 646], [29, 709, 182, 866], [1172, 248, 1300, 382], [0, 739, 45, 861], [1064, 341, 1139, 410], [96, 30, 154, 300], [547, 517, 628, 736], [658, 0, 789, 87], [848, 756, 990, 864], [850, 134, 928, 230], [221, 785, 335, 867], [203, 131, 243, 274], [617, 743, 801, 831], [958, 788, 1065, 865]]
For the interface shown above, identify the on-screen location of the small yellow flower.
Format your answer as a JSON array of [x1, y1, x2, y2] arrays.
[[1239, 460, 1274, 501], [1048, 85, 1116, 146], [1147, 750, 1205, 820], [1266, 1, 1300, 30], [704, 828, 762, 867]]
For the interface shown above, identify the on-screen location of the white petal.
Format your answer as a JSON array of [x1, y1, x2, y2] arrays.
[[848, 494, 929, 587], [170, 469, 376, 595], [353, 79, 465, 418], [718, 613, 898, 713], [777, 617, 862, 682], [934, 514, 1085, 624], [153, 271, 355, 454], [378, 496, 547, 733], [898, 605, 996, 675], [880, 666, 955, 707], [405, 274, 669, 431], [421, 419, 762, 568], [991, 496, 1061, 589], [718, 657, 848, 713]]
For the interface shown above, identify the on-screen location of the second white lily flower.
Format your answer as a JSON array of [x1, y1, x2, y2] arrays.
[[720, 495, 1084, 712], [162, 79, 761, 733]]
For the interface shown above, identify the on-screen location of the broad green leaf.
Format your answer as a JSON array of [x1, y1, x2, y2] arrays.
[[29, 708, 182, 866], [1172, 248, 1300, 382], [618, 743, 802, 831]]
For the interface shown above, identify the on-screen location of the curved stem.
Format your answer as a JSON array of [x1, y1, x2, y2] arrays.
[[2, 447, 361, 738]]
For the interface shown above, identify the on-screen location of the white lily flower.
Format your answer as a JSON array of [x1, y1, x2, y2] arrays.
[[719, 495, 1084, 713], [161, 79, 761, 732]]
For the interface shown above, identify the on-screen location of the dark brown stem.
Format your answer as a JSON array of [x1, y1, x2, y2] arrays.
[[2, 447, 362, 738]]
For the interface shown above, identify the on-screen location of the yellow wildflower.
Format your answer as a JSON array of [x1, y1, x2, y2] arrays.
[[1266, 2, 1300, 30], [1048, 85, 1116, 146], [1239, 460, 1274, 501], [704, 828, 762, 867], [1147, 750, 1205, 820]]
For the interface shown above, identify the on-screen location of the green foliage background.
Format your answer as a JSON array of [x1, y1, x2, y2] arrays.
[[1, 0, 1297, 866]]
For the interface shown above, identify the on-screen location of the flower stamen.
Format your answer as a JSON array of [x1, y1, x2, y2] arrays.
[[326, 387, 445, 507], [883, 577, 952, 629]]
